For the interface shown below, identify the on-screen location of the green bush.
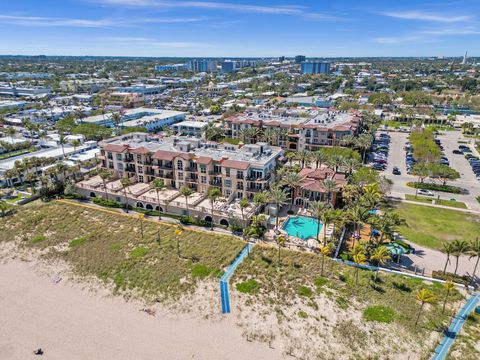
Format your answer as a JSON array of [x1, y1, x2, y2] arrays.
[[191, 264, 210, 278], [406, 182, 463, 194], [314, 277, 328, 288], [298, 285, 313, 297], [92, 197, 122, 208], [432, 271, 469, 285], [32, 235, 46, 244], [180, 215, 208, 227], [236, 279, 259, 294], [363, 305, 395, 323], [130, 247, 149, 258], [69, 236, 87, 247], [298, 310, 308, 319]]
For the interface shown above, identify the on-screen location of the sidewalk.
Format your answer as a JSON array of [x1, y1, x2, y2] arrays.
[[386, 196, 480, 215]]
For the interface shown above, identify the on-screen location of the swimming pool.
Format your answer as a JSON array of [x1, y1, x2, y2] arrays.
[[282, 216, 323, 240]]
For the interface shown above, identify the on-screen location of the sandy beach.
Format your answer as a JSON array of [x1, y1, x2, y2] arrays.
[[0, 258, 280, 360]]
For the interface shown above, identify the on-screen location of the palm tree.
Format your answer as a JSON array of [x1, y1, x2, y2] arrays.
[[58, 134, 67, 159], [342, 157, 360, 175], [309, 201, 330, 244], [322, 179, 337, 205], [341, 184, 361, 204], [415, 288, 436, 327], [180, 186, 194, 217], [285, 151, 296, 167], [442, 242, 455, 274], [0, 200, 12, 217], [468, 238, 480, 281], [377, 212, 404, 243], [281, 172, 302, 211], [354, 134, 373, 163], [442, 281, 455, 314], [276, 235, 287, 264], [341, 134, 356, 147], [239, 198, 249, 227], [207, 187, 221, 230], [320, 244, 331, 276], [268, 187, 289, 230], [111, 112, 122, 134], [120, 176, 132, 213], [152, 178, 165, 220], [175, 226, 184, 258], [347, 205, 370, 244], [452, 240, 469, 275], [327, 154, 345, 173], [98, 169, 111, 200], [312, 150, 327, 169], [238, 128, 249, 144], [71, 139, 81, 152], [370, 246, 391, 280], [350, 244, 367, 286], [6, 127, 16, 143], [55, 162, 68, 184], [296, 150, 311, 169]]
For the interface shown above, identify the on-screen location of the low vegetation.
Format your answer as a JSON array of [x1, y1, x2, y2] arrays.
[[405, 194, 467, 209]]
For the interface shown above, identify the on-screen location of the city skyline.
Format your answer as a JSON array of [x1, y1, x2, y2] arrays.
[[1, 0, 479, 57]]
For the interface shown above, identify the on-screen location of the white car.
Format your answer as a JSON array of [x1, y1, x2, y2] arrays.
[[417, 189, 434, 197]]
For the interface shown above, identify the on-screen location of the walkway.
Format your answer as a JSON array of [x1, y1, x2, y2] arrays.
[[431, 292, 480, 360], [386, 196, 480, 215]]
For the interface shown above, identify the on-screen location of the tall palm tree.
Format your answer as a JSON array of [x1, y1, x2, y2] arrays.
[[281, 172, 302, 211], [6, 127, 16, 143], [370, 246, 391, 280], [111, 112, 122, 134], [347, 205, 370, 243], [71, 139, 81, 152], [452, 240, 469, 275], [322, 179, 337, 205], [442, 281, 455, 315], [309, 201, 330, 244], [58, 134, 67, 159], [98, 169, 111, 200], [354, 134, 373, 163], [239, 198, 249, 227], [377, 212, 404, 243], [180, 186, 194, 217], [468, 238, 480, 281], [441, 242, 455, 274], [151, 178, 165, 220], [342, 157, 360, 175], [207, 187, 221, 230], [268, 186, 289, 230], [312, 150, 327, 169], [296, 150, 311, 169], [238, 128, 250, 144], [253, 191, 269, 211], [350, 244, 367, 286], [120, 176, 132, 213], [320, 244, 331, 276], [285, 151, 296, 167], [276, 235, 287, 264], [327, 154, 345, 173], [415, 288, 436, 327], [55, 162, 68, 184]]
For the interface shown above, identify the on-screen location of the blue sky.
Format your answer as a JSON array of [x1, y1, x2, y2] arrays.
[[1, 0, 479, 57]]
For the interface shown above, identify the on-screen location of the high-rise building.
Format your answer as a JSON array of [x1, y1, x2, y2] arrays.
[[278, 56, 285, 62], [461, 51, 468, 65], [300, 61, 331, 75], [186, 59, 218, 72], [295, 55, 306, 64], [221, 61, 237, 73]]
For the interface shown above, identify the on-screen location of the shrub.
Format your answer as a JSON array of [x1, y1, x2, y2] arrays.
[[314, 277, 328, 289], [191, 264, 210, 278], [92, 197, 122, 208], [432, 271, 469, 285], [130, 247, 149, 258], [69, 236, 87, 247], [406, 182, 464, 194], [32, 235, 46, 244], [298, 285, 313, 297], [180, 215, 207, 227], [363, 305, 395, 323], [476, 195, 480, 204], [236, 279, 259, 294], [298, 310, 308, 319]]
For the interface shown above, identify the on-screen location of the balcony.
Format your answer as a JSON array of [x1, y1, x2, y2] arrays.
[[125, 166, 136, 173], [185, 166, 198, 172], [209, 180, 223, 187], [185, 177, 198, 183], [208, 170, 222, 176], [246, 186, 262, 193], [158, 164, 173, 170]]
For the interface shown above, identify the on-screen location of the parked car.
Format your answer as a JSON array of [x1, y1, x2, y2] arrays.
[[418, 189, 434, 197], [392, 167, 401, 175], [453, 149, 463, 155]]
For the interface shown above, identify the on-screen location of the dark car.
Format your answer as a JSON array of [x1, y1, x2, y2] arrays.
[[392, 167, 401, 175], [453, 149, 463, 155]]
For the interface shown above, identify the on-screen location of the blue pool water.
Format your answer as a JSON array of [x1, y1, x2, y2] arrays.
[[282, 216, 323, 240]]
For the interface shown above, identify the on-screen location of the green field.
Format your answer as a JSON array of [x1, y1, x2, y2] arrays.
[[405, 194, 467, 209], [393, 202, 480, 250], [0, 201, 245, 300]]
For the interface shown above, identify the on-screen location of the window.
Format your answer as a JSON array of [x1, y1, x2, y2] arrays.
[[118, 163, 124, 171], [225, 168, 230, 177], [178, 172, 184, 180], [108, 162, 114, 169], [237, 171, 244, 180], [224, 179, 231, 188], [136, 155, 142, 163], [224, 189, 231, 197], [201, 176, 207, 184], [177, 160, 183, 170], [138, 166, 143, 174], [107, 152, 113, 160], [139, 175, 144, 182], [200, 165, 206, 174]]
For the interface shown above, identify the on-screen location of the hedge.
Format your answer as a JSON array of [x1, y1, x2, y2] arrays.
[[92, 197, 123, 208], [432, 271, 470, 286], [406, 182, 463, 194]]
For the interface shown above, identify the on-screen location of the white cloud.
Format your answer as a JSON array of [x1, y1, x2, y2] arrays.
[[372, 35, 423, 44], [382, 10, 472, 23], [0, 14, 205, 28]]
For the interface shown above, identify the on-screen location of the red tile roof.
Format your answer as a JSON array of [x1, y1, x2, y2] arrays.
[[129, 147, 150, 155], [196, 156, 213, 165], [104, 144, 129, 153], [221, 159, 250, 170], [152, 150, 177, 161]]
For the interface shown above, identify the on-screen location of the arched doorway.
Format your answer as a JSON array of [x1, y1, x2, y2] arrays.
[[90, 192, 96, 198], [155, 206, 163, 212], [136, 202, 144, 208], [220, 219, 229, 228], [146, 204, 153, 210]]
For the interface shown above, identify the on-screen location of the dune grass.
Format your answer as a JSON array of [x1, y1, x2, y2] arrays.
[[0, 201, 245, 300], [447, 312, 480, 360], [392, 202, 480, 250]]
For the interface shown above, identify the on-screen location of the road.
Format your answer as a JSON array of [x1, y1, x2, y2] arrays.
[[381, 130, 480, 211]]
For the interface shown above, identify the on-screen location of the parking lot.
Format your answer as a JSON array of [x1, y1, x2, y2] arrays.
[[378, 130, 480, 211]]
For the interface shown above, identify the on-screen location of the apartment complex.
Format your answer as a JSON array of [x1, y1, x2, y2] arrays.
[[97, 133, 283, 200], [300, 61, 331, 75], [224, 108, 361, 151]]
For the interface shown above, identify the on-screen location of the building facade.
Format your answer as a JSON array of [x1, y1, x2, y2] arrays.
[[300, 62, 331, 75]]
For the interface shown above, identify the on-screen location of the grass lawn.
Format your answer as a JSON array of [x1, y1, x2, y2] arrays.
[[3, 195, 25, 204], [0, 201, 246, 300], [393, 202, 480, 250], [233, 246, 463, 357], [405, 194, 467, 209]]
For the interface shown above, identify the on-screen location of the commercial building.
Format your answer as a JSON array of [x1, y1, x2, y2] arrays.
[[172, 121, 209, 138], [186, 59, 218, 73], [295, 55, 306, 64], [96, 132, 283, 200], [114, 84, 165, 96], [155, 64, 187, 72], [0, 85, 51, 97], [221, 61, 237, 73], [225, 108, 361, 151], [82, 108, 186, 131], [300, 62, 331, 75], [107, 92, 145, 108]]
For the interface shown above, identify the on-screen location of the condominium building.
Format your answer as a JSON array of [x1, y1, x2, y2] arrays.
[[186, 59, 218, 73], [295, 55, 306, 64], [300, 61, 331, 75], [224, 108, 361, 151], [97, 133, 283, 200]]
